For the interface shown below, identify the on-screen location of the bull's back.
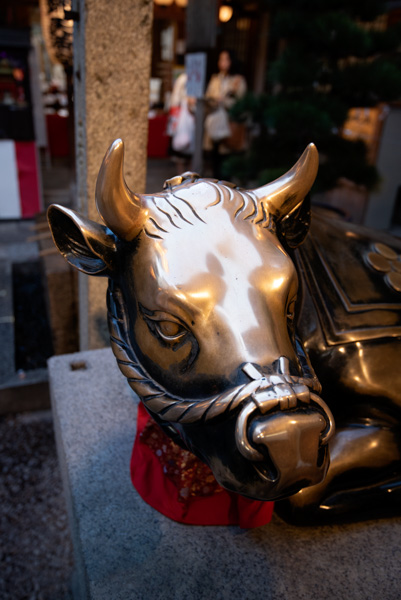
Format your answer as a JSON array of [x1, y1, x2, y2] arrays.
[[296, 209, 401, 418]]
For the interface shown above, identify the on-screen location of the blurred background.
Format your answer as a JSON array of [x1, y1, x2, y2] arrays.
[[0, 1, 400, 598]]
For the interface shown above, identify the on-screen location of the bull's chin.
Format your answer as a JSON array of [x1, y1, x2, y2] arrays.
[[212, 447, 330, 502], [251, 444, 330, 501]]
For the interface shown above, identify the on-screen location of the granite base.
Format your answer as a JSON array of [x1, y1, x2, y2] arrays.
[[48, 348, 401, 600]]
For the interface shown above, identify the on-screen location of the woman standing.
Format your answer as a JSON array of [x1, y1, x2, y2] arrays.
[[204, 50, 247, 178], [167, 72, 196, 172]]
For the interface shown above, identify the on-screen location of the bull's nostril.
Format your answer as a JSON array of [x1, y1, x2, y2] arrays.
[[253, 460, 279, 483]]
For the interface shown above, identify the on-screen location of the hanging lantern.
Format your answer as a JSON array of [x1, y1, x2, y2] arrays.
[[219, 5, 233, 23]]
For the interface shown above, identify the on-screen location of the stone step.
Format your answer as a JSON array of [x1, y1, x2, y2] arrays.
[[49, 348, 401, 600]]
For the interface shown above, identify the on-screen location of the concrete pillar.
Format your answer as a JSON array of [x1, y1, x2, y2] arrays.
[[73, 0, 153, 349], [186, 0, 218, 174]]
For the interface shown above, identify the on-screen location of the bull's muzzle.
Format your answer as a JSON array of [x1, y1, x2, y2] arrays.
[[235, 359, 335, 497]]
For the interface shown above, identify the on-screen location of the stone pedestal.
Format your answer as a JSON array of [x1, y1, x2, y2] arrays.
[[49, 348, 401, 600]]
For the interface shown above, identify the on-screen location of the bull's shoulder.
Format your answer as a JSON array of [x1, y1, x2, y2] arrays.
[[297, 209, 401, 346]]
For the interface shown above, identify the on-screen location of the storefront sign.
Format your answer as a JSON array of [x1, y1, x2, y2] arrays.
[[185, 52, 207, 98]]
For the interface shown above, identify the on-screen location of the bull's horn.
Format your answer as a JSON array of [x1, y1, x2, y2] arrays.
[[252, 143, 319, 220], [95, 139, 148, 241]]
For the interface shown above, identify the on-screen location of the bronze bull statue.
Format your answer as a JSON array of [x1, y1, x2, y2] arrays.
[[48, 139, 401, 523]]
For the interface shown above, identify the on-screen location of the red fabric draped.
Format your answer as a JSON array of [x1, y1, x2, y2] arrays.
[[15, 142, 41, 217], [130, 402, 274, 528]]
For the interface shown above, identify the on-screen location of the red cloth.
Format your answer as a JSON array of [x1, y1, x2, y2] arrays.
[[15, 142, 41, 218], [147, 113, 169, 158], [46, 114, 70, 158], [131, 402, 274, 528]]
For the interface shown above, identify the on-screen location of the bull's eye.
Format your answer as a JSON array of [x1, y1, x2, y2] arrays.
[[139, 304, 198, 368], [154, 320, 186, 341], [139, 305, 189, 345]]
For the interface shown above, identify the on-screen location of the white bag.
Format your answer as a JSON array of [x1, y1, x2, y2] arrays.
[[172, 100, 195, 155], [205, 106, 231, 142]]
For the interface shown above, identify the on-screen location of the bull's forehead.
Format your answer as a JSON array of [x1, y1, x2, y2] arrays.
[[133, 197, 297, 321]]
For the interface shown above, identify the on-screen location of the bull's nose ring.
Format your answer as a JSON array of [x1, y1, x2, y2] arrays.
[[235, 401, 268, 461], [235, 392, 336, 462]]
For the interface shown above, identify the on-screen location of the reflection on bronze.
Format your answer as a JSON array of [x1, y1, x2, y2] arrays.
[[48, 139, 401, 523]]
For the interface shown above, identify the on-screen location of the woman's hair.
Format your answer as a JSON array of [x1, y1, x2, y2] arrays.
[[218, 49, 242, 76]]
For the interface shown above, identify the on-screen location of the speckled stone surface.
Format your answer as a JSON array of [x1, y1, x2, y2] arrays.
[[49, 348, 401, 600], [73, 0, 153, 350]]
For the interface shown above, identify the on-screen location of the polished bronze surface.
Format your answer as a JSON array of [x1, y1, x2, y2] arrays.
[[48, 139, 401, 522], [387, 271, 401, 292], [366, 251, 392, 273], [374, 242, 398, 260], [366, 242, 401, 293]]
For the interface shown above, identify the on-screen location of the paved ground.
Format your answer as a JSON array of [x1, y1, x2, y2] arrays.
[[0, 410, 73, 600]]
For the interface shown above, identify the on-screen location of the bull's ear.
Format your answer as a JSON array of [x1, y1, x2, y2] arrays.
[[277, 193, 311, 249], [47, 204, 117, 275]]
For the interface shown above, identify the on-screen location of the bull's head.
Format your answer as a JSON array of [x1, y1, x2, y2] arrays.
[[48, 139, 334, 501]]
